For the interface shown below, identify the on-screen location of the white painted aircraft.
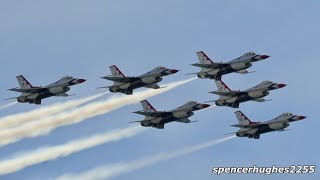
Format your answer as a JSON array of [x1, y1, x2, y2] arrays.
[[130, 100, 210, 129], [231, 111, 307, 139], [208, 79, 286, 108], [7, 75, 86, 105], [100, 65, 179, 95], [189, 51, 269, 79]]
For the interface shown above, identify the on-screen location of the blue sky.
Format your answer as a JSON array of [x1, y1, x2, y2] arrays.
[[0, 0, 319, 179]]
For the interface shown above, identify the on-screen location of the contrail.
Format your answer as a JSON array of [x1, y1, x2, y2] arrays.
[[0, 78, 196, 147], [0, 102, 17, 110], [0, 126, 146, 175], [56, 135, 236, 180], [0, 92, 107, 130]]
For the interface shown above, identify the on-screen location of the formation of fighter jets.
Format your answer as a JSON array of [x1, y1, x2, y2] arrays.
[[5, 51, 306, 139]]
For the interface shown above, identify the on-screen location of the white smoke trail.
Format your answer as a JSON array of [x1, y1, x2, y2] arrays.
[[0, 92, 107, 130], [56, 135, 236, 180], [0, 102, 17, 111], [0, 78, 196, 147], [0, 126, 146, 175]]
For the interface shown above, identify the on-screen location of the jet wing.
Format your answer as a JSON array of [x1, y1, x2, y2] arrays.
[[101, 76, 140, 83], [209, 90, 246, 97], [191, 62, 228, 69], [134, 111, 171, 117], [176, 118, 194, 123], [144, 83, 160, 89], [8, 87, 47, 93], [230, 123, 265, 128]]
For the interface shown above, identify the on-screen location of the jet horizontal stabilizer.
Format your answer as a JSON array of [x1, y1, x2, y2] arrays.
[[8, 87, 45, 93], [230, 124, 243, 128], [230, 123, 261, 128], [191, 62, 227, 68], [224, 132, 237, 135], [100, 75, 112, 79], [128, 120, 144, 123], [185, 72, 198, 75], [209, 90, 245, 96], [133, 111, 170, 117], [203, 100, 218, 103], [96, 86, 112, 89], [102, 76, 139, 83], [4, 96, 19, 100]]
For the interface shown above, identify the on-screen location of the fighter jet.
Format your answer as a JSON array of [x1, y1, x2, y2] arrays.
[[7, 75, 86, 105], [100, 65, 179, 95], [130, 100, 210, 129], [208, 79, 286, 108], [189, 51, 269, 79], [230, 111, 307, 139]]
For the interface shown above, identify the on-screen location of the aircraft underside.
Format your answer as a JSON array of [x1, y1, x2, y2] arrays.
[[141, 117, 182, 129], [111, 80, 159, 95], [217, 94, 268, 108], [19, 90, 67, 105], [238, 125, 287, 139], [199, 68, 234, 79]]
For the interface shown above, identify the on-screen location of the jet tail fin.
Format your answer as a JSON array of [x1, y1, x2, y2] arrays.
[[215, 79, 231, 92], [234, 111, 257, 125], [214, 79, 231, 98], [16, 75, 34, 88], [196, 51, 213, 71], [109, 65, 125, 77], [140, 100, 157, 112], [196, 51, 213, 64]]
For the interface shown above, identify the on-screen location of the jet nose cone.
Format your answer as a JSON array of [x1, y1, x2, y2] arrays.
[[202, 104, 210, 108], [260, 55, 270, 59], [298, 116, 306, 120], [78, 79, 86, 83], [170, 69, 179, 74], [278, 83, 286, 88]]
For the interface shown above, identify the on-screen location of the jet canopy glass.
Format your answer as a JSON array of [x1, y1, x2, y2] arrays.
[[243, 52, 256, 56], [187, 101, 198, 104], [61, 76, 74, 80], [155, 66, 166, 70], [261, 80, 273, 84], [280, 112, 293, 117]]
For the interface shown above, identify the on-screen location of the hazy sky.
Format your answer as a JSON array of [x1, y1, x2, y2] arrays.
[[0, 0, 319, 180]]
